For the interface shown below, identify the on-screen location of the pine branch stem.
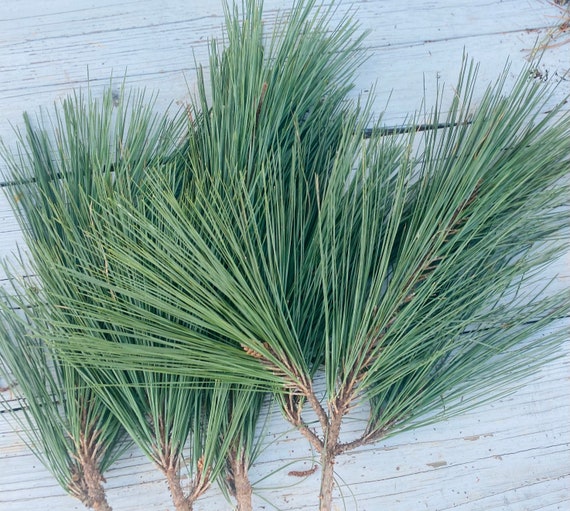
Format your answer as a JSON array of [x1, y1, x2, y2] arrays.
[[305, 386, 330, 433], [79, 450, 112, 511], [318, 409, 344, 511], [228, 449, 253, 511], [165, 465, 193, 511]]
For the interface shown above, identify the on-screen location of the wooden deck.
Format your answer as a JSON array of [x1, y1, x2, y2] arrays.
[[0, 1, 569, 510]]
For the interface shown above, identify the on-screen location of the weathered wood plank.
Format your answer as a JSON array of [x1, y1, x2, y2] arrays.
[[1, 0, 568, 142]]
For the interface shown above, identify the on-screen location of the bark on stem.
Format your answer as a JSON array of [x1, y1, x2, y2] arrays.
[[78, 440, 112, 511], [165, 465, 193, 511], [318, 409, 344, 511], [228, 449, 253, 511], [84, 467, 112, 511], [318, 447, 337, 511]]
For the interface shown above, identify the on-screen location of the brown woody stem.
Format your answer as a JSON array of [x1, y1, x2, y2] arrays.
[[165, 464, 193, 511], [228, 448, 253, 511], [76, 431, 112, 511], [318, 409, 344, 511]]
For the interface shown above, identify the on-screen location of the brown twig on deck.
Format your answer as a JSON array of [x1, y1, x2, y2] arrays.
[[531, 1, 570, 54]]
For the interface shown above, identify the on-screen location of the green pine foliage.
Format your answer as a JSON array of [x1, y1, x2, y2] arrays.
[[0, 280, 125, 511], [1, 1, 569, 510]]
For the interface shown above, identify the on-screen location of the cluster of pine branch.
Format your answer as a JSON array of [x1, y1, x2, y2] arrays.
[[1, 1, 569, 510]]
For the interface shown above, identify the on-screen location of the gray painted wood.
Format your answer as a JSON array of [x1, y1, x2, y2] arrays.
[[0, 1, 569, 509]]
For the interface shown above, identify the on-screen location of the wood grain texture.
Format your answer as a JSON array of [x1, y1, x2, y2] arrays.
[[0, 0, 569, 509]]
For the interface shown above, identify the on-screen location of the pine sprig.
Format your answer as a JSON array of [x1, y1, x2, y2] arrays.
[[1, 2, 568, 510]]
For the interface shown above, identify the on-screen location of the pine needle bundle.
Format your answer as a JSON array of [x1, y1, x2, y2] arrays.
[[0, 281, 125, 511], [0, 86, 194, 510]]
